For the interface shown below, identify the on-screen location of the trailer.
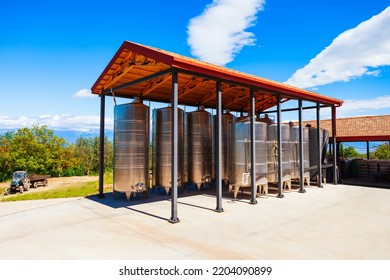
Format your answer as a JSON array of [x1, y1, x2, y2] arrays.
[[29, 173, 50, 188], [5, 171, 50, 195]]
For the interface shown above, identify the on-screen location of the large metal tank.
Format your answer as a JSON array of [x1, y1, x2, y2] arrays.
[[289, 126, 310, 178], [185, 109, 212, 189], [152, 107, 184, 194], [230, 121, 267, 188], [309, 128, 329, 179], [211, 111, 235, 183], [114, 101, 149, 199], [267, 124, 291, 182]]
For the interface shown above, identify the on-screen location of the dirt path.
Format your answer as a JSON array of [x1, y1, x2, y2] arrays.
[[1, 176, 99, 196]]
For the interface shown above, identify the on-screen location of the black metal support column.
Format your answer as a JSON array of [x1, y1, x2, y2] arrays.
[[169, 71, 180, 223], [366, 141, 370, 159], [277, 95, 284, 198], [331, 106, 338, 184], [250, 88, 257, 204], [298, 100, 306, 193], [98, 93, 105, 198], [316, 103, 323, 187], [215, 81, 224, 212]]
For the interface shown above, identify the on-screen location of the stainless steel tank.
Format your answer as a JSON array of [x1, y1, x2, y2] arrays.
[[211, 111, 235, 183], [152, 107, 184, 194], [267, 124, 291, 182], [113, 101, 149, 199], [185, 109, 212, 189], [230, 121, 267, 188], [290, 126, 310, 178], [309, 128, 329, 179]]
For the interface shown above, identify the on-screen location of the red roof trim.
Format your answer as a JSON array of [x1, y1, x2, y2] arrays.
[[331, 135, 390, 142], [172, 57, 342, 106], [91, 40, 343, 107], [91, 41, 174, 94]]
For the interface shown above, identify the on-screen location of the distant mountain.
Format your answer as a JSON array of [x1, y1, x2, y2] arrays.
[[0, 128, 113, 144], [53, 129, 114, 143]]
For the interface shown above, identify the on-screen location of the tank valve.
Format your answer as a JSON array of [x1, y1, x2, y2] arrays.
[[135, 182, 144, 191]]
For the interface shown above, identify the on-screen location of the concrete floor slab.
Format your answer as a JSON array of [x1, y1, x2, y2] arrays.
[[0, 184, 389, 260]]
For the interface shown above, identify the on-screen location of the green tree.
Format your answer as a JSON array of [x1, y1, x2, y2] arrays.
[[0, 132, 14, 182], [372, 143, 390, 160], [5, 126, 66, 176], [103, 137, 113, 172], [0, 126, 114, 179], [74, 137, 96, 175], [341, 145, 361, 158], [74, 136, 113, 175]]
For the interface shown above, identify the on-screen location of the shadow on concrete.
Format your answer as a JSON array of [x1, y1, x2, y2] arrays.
[[86, 191, 172, 221], [86, 187, 225, 221], [86, 182, 314, 221], [177, 200, 215, 212]]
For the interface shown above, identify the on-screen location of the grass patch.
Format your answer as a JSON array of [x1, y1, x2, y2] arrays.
[[0, 186, 6, 196], [1, 173, 113, 202]]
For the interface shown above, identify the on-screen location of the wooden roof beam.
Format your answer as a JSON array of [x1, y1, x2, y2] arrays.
[[224, 88, 249, 107], [102, 51, 135, 89], [178, 77, 209, 98], [200, 83, 238, 105], [142, 73, 172, 97], [254, 96, 291, 113], [103, 52, 157, 89], [252, 94, 277, 113]]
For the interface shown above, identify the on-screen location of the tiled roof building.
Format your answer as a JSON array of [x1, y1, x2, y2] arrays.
[[303, 115, 390, 142]]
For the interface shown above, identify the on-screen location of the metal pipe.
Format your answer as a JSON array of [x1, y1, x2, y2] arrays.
[[263, 104, 330, 114], [366, 141, 370, 159], [215, 81, 224, 212], [298, 100, 305, 193], [102, 68, 173, 95], [277, 95, 284, 198], [98, 93, 105, 198], [169, 71, 180, 223], [316, 103, 323, 187], [250, 89, 257, 204], [331, 106, 338, 184]]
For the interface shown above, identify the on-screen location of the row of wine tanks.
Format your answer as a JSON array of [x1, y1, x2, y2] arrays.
[[113, 101, 324, 196]]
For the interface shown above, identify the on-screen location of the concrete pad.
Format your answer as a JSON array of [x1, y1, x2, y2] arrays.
[[0, 184, 389, 259]]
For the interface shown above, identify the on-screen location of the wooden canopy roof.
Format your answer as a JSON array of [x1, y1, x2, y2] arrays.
[[91, 41, 343, 113]]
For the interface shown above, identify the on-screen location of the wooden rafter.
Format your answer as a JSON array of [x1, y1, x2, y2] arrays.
[[103, 52, 157, 90], [255, 95, 281, 112], [224, 88, 249, 107], [102, 51, 134, 89], [178, 77, 209, 98], [142, 73, 172, 97], [241, 90, 261, 112], [200, 84, 238, 105]]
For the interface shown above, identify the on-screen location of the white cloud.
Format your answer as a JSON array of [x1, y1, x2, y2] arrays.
[[285, 6, 390, 88], [187, 0, 265, 66], [337, 95, 390, 117], [73, 88, 96, 99], [0, 115, 113, 131]]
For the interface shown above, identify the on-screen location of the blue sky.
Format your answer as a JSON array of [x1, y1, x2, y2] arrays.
[[1, 0, 389, 133]]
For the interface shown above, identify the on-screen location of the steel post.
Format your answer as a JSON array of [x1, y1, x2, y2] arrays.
[[298, 100, 306, 193], [277, 96, 284, 198], [250, 89, 258, 204], [169, 71, 180, 223], [316, 103, 323, 187], [215, 81, 224, 212], [98, 93, 105, 198], [331, 106, 338, 184]]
